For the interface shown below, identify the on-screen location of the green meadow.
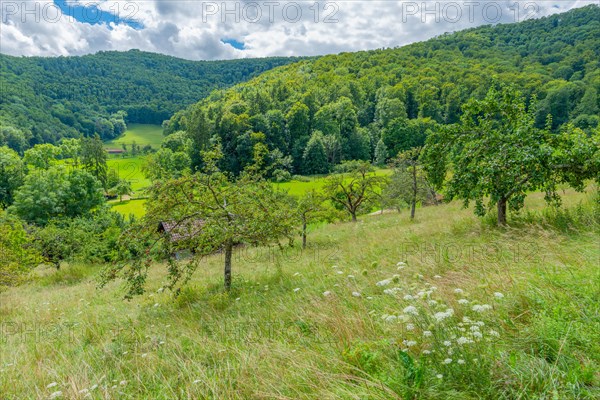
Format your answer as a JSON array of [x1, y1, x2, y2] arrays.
[[1, 187, 598, 399], [104, 124, 164, 149]]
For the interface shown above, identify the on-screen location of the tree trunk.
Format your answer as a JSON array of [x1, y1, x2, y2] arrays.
[[224, 239, 233, 290], [302, 220, 307, 249], [497, 197, 507, 226], [410, 164, 417, 220], [351, 211, 357, 222]]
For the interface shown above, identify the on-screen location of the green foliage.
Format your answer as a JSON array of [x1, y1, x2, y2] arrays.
[[0, 146, 25, 208], [0, 211, 41, 289], [101, 143, 297, 296], [0, 50, 300, 149], [10, 166, 104, 225], [170, 5, 600, 175], [374, 138, 388, 167], [423, 83, 597, 225], [81, 135, 108, 189], [32, 210, 126, 267], [383, 147, 435, 216], [302, 131, 329, 175], [324, 161, 388, 221]]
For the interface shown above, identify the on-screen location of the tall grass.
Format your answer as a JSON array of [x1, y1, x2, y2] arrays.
[[1, 189, 598, 399]]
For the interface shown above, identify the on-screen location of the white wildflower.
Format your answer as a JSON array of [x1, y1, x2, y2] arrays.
[[153, 303, 159, 308], [443, 358, 452, 364], [193, 380, 202, 384], [433, 275, 442, 279], [366, 296, 373, 300], [436, 374, 443, 379], [406, 323, 415, 331], [458, 299, 469, 305], [472, 331, 483, 339], [453, 288, 464, 294], [293, 288, 301, 292], [322, 291, 332, 297], [403, 294, 414, 300], [347, 275, 355, 279], [141, 353, 148, 358], [352, 292, 362, 298], [397, 261, 407, 268], [49, 391, 62, 399], [472, 304, 492, 313], [470, 325, 480, 332], [457, 359, 465, 365], [428, 300, 438, 306], [457, 336, 473, 345], [384, 315, 397, 323], [47, 383, 58, 389], [336, 271, 344, 275], [376, 279, 392, 287], [89, 385, 98, 391], [494, 292, 504, 299], [422, 350, 431, 355], [403, 306, 418, 315], [402, 340, 417, 347], [157, 287, 164, 293], [119, 380, 127, 386], [443, 341, 452, 347], [423, 330, 432, 337], [489, 330, 500, 337]]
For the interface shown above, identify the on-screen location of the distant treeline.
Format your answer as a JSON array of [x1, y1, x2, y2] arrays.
[[0, 50, 303, 152], [164, 5, 600, 175]]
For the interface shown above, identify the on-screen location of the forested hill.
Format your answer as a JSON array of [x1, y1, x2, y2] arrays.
[[0, 50, 302, 150], [165, 5, 600, 175]]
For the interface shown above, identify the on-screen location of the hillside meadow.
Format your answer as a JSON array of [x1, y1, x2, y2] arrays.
[[104, 124, 165, 150], [1, 187, 598, 399]]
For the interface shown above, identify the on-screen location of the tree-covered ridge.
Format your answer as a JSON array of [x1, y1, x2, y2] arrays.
[[0, 50, 302, 149], [166, 5, 600, 175]]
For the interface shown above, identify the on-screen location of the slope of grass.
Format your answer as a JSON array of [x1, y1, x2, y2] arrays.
[[109, 199, 147, 220], [107, 156, 150, 192], [104, 124, 164, 149], [1, 189, 598, 399]]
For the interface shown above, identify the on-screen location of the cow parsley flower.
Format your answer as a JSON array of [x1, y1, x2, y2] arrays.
[[443, 358, 452, 364], [352, 292, 362, 298], [403, 340, 417, 347], [403, 306, 418, 315], [403, 294, 414, 300], [406, 323, 415, 331], [457, 359, 465, 365], [384, 315, 397, 323], [494, 292, 504, 299], [472, 304, 492, 312], [323, 291, 332, 297], [436, 374, 443, 379], [489, 330, 500, 337], [47, 383, 58, 389], [453, 288, 464, 294], [457, 336, 472, 345], [423, 330, 432, 337], [443, 340, 452, 347], [376, 279, 392, 287], [458, 299, 469, 305]]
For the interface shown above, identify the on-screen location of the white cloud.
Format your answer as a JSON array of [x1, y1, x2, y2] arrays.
[[0, 1, 596, 60]]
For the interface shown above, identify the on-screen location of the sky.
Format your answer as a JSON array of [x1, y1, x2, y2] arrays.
[[0, 1, 598, 60]]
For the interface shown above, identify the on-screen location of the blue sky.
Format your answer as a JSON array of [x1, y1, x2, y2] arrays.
[[52, 0, 144, 29], [0, 1, 596, 60]]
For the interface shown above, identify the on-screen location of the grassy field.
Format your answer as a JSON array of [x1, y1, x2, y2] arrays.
[[107, 156, 150, 192], [275, 169, 391, 197], [104, 124, 164, 149], [1, 187, 598, 399], [109, 199, 147, 219]]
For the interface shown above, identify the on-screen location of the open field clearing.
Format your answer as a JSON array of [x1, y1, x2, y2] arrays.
[[1, 188, 598, 399], [103, 125, 164, 149]]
